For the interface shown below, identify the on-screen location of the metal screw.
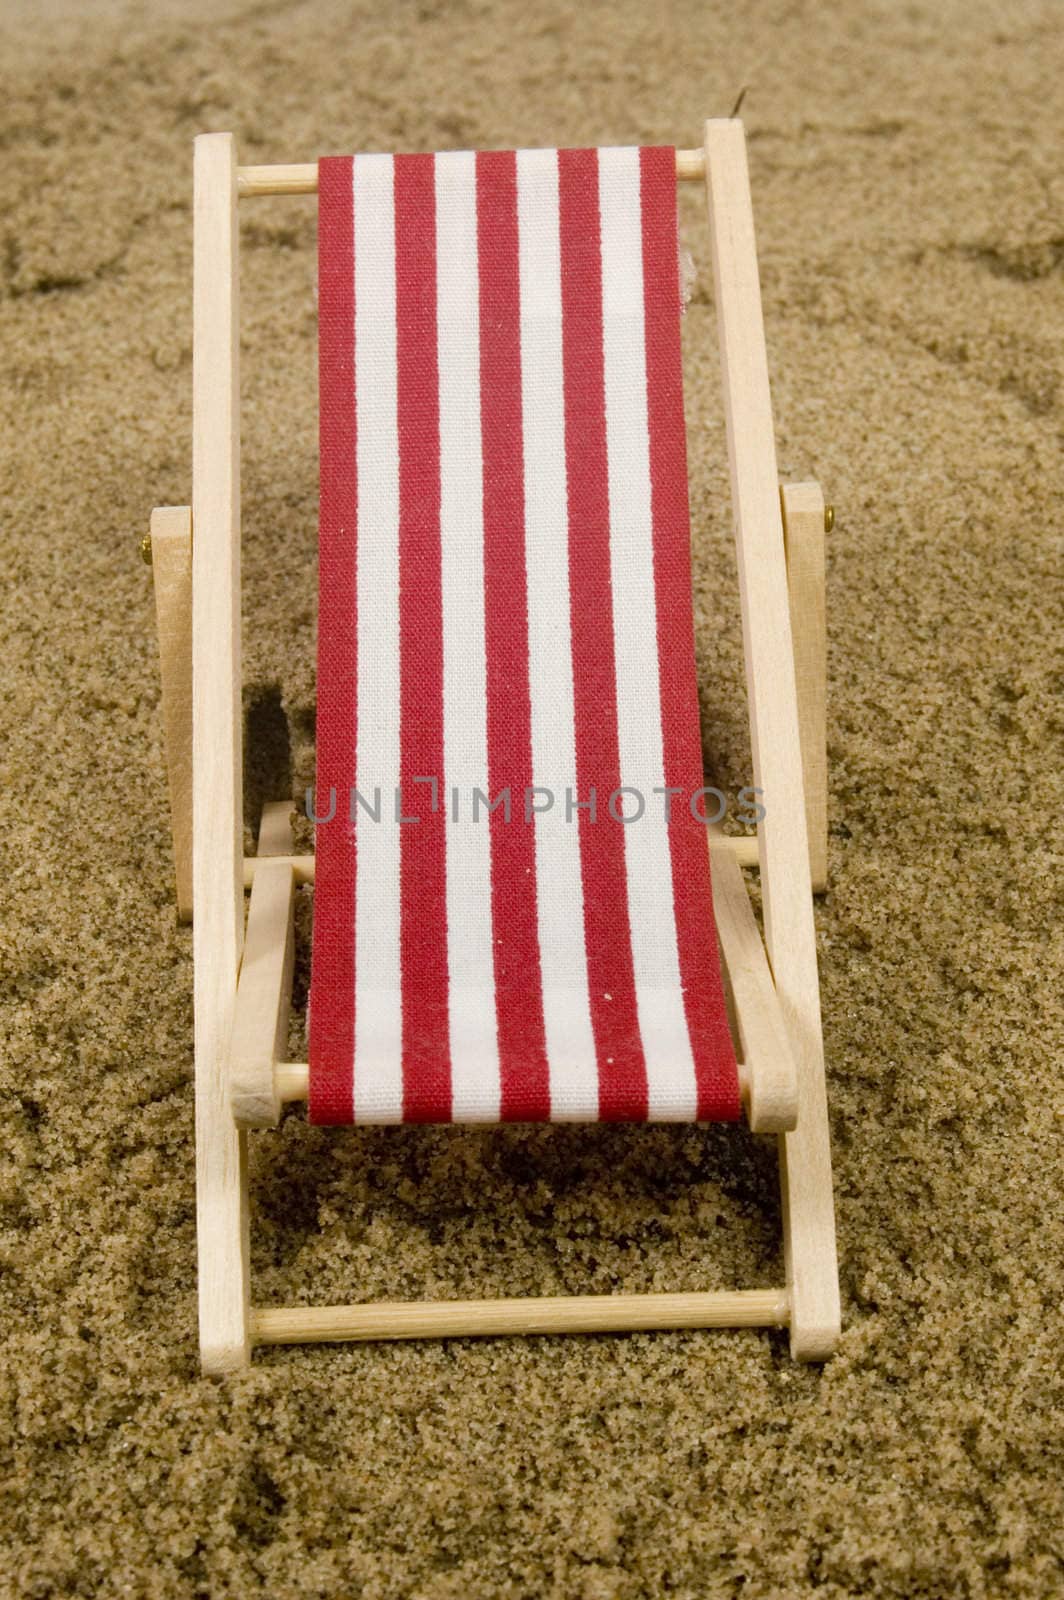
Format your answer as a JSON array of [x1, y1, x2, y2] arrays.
[[824, 504, 835, 533], [140, 533, 153, 565]]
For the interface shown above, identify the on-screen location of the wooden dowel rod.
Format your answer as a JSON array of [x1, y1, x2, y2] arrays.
[[238, 148, 705, 198], [276, 1063, 309, 1102], [252, 1288, 788, 1345], [244, 833, 757, 889], [244, 854, 316, 887], [238, 164, 317, 197], [275, 1061, 750, 1108], [710, 834, 759, 867]]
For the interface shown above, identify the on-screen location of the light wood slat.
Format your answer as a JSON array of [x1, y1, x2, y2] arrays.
[[781, 482, 828, 893], [230, 804, 296, 1128], [703, 119, 840, 1360], [149, 506, 193, 923], [253, 1289, 789, 1346], [192, 131, 250, 1375], [710, 845, 797, 1132]]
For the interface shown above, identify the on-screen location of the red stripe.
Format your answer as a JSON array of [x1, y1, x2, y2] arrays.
[[309, 156, 357, 1125], [476, 151, 551, 1121], [394, 154, 451, 1122], [557, 148, 648, 1121], [639, 146, 740, 1120]]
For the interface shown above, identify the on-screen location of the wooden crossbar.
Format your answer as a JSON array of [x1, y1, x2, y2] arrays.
[[252, 1289, 789, 1346], [242, 832, 759, 890], [273, 1059, 759, 1109], [237, 147, 706, 198]]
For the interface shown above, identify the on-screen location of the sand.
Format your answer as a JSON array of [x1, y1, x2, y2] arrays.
[[1, 1, 1062, 1595]]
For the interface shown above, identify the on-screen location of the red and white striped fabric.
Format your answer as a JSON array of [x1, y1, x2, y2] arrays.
[[309, 145, 739, 1125]]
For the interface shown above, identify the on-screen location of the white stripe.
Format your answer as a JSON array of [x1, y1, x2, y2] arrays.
[[597, 146, 698, 1119], [351, 154, 404, 1123], [516, 148, 598, 1119], [435, 151, 500, 1121]]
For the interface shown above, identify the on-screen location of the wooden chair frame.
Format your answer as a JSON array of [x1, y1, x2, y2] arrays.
[[150, 119, 839, 1372]]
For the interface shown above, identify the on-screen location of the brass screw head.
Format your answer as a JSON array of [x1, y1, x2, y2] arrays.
[[140, 533, 153, 565], [824, 504, 835, 533]]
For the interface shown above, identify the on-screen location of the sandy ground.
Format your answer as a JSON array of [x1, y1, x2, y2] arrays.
[[1, 1, 1062, 1595]]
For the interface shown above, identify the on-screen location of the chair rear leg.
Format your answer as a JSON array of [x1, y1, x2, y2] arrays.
[[781, 482, 828, 894], [148, 505, 193, 922]]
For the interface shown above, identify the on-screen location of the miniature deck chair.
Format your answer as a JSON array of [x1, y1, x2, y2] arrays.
[[148, 120, 840, 1373]]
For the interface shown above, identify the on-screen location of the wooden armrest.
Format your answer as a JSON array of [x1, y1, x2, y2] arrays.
[[230, 802, 297, 1127], [710, 844, 798, 1132]]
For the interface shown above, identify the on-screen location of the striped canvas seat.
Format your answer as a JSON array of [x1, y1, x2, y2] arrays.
[[309, 145, 739, 1126]]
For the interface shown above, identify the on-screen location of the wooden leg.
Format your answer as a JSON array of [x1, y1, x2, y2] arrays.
[[703, 120, 840, 1359], [192, 131, 249, 1374], [781, 483, 828, 894], [149, 505, 194, 923]]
